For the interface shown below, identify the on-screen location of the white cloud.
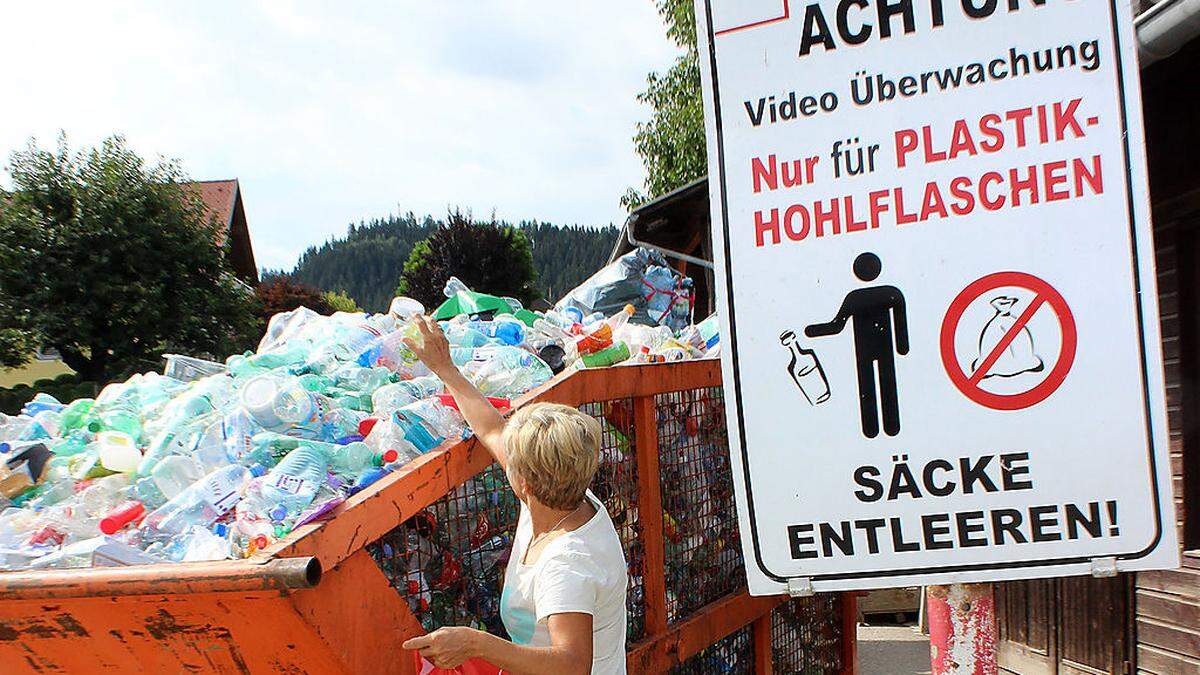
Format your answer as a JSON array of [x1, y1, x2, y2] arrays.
[[0, 1, 681, 269]]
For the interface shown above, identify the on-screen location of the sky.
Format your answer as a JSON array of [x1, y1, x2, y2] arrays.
[[0, 2, 680, 271]]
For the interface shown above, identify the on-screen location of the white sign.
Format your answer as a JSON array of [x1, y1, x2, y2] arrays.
[[697, 0, 1180, 593]]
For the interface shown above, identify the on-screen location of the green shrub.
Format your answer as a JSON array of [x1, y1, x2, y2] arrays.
[[0, 380, 99, 415]]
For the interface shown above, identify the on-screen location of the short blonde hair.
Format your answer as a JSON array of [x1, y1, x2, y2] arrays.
[[504, 403, 602, 510]]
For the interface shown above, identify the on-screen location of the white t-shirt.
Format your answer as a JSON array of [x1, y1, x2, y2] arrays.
[[500, 490, 628, 675]]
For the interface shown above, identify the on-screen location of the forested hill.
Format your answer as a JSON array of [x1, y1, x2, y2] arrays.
[[267, 212, 619, 312]]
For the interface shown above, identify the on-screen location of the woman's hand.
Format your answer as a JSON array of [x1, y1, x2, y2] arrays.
[[403, 315, 454, 377], [402, 626, 481, 670]]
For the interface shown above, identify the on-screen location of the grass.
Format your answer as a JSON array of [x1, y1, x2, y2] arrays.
[[0, 359, 75, 388]]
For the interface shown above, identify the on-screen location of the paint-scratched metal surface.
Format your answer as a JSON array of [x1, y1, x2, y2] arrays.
[[0, 591, 347, 673]]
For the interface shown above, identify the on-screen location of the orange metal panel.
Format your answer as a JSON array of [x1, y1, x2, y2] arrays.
[[634, 395, 668, 636], [0, 591, 346, 674], [754, 613, 774, 674], [290, 548, 425, 675], [626, 591, 785, 672], [523, 360, 721, 406]]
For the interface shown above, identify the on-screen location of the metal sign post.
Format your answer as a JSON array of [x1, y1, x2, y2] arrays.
[[927, 584, 997, 675]]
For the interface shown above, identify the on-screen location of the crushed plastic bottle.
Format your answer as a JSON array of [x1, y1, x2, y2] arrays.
[[141, 465, 260, 540], [0, 273, 722, 570], [459, 347, 553, 398]]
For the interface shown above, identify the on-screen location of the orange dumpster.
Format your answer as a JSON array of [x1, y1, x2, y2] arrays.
[[0, 362, 856, 674]]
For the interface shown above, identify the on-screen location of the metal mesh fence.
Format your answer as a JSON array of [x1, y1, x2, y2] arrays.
[[368, 462, 519, 635], [368, 398, 647, 644], [772, 595, 845, 674], [580, 399, 646, 644], [669, 625, 756, 674], [656, 387, 745, 623], [366, 383, 847, 671]]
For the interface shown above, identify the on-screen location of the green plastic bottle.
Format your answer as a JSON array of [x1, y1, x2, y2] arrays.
[[59, 398, 96, 433], [580, 341, 632, 368]]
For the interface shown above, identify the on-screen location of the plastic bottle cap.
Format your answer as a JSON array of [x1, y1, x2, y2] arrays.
[[358, 418, 379, 437], [214, 523, 228, 537], [249, 464, 266, 478], [381, 449, 399, 464], [253, 535, 269, 550]]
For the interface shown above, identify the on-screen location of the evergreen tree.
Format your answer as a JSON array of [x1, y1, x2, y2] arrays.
[[277, 211, 618, 311], [397, 210, 538, 309]]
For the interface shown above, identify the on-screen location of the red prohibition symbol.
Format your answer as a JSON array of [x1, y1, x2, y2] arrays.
[[940, 271, 1077, 411]]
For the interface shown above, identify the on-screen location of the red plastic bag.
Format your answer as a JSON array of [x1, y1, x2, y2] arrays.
[[412, 653, 501, 675]]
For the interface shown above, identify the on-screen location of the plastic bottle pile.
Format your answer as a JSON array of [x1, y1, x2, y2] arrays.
[[0, 274, 720, 571]]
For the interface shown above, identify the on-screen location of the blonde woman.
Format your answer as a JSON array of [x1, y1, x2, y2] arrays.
[[401, 316, 628, 675]]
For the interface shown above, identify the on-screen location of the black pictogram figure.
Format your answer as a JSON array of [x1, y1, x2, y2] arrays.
[[805, 252, 908, 438]]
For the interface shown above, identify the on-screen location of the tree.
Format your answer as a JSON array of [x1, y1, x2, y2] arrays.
[[322, 289, 362, 313], [255, 275, 333, 320], [397, 209, 538, 310], [0, 291, 36, 369], [276, 210, 615, 311], [0, 135, 260, 382], [622, 0, 706, 209]]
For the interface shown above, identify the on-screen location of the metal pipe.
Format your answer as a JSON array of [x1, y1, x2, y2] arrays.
[[927, 583, 997, 675], [625, 215, 715, 270], [0, 556, 321, 601], [1137, 0, 1200, 68]]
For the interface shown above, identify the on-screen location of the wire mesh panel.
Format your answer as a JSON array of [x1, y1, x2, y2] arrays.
[[368, 397, 647, 643], [368, 463, 520, 636], [669, 625, 756, 674], [771, 594, 845, 674], [656, 387, 745, 623], [580, 398, 646, 644]]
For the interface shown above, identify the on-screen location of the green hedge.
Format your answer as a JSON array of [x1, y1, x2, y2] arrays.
[[0, 373, 98, 416]]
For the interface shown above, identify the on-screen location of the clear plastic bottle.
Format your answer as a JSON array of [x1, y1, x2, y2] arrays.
[[364, 418, 423, 466], [222, 408, 263, 465], [57, 399, 96, 434], [466, 320, 525, 347], [239, 374, 328, 434], [141, 465, 260, 540], [332, 365, 393, 393], [372, 376, 445, 416], [443, 323, 491, 348], [150, 455, 205, 501], [22, 393, 64, 417], [329, 441, 397, 476], [394, 399, 466, 453], [606, 304, 635, 332], [0, 413, 33, 443], [459, 346, 553, 398], [256, 445, 329, 524]]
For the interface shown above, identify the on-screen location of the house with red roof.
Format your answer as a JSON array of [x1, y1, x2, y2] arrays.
[[181, 178, 258, 284]]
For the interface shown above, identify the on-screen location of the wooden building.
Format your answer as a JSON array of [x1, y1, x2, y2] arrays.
[[182, 178, 259, 284]]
